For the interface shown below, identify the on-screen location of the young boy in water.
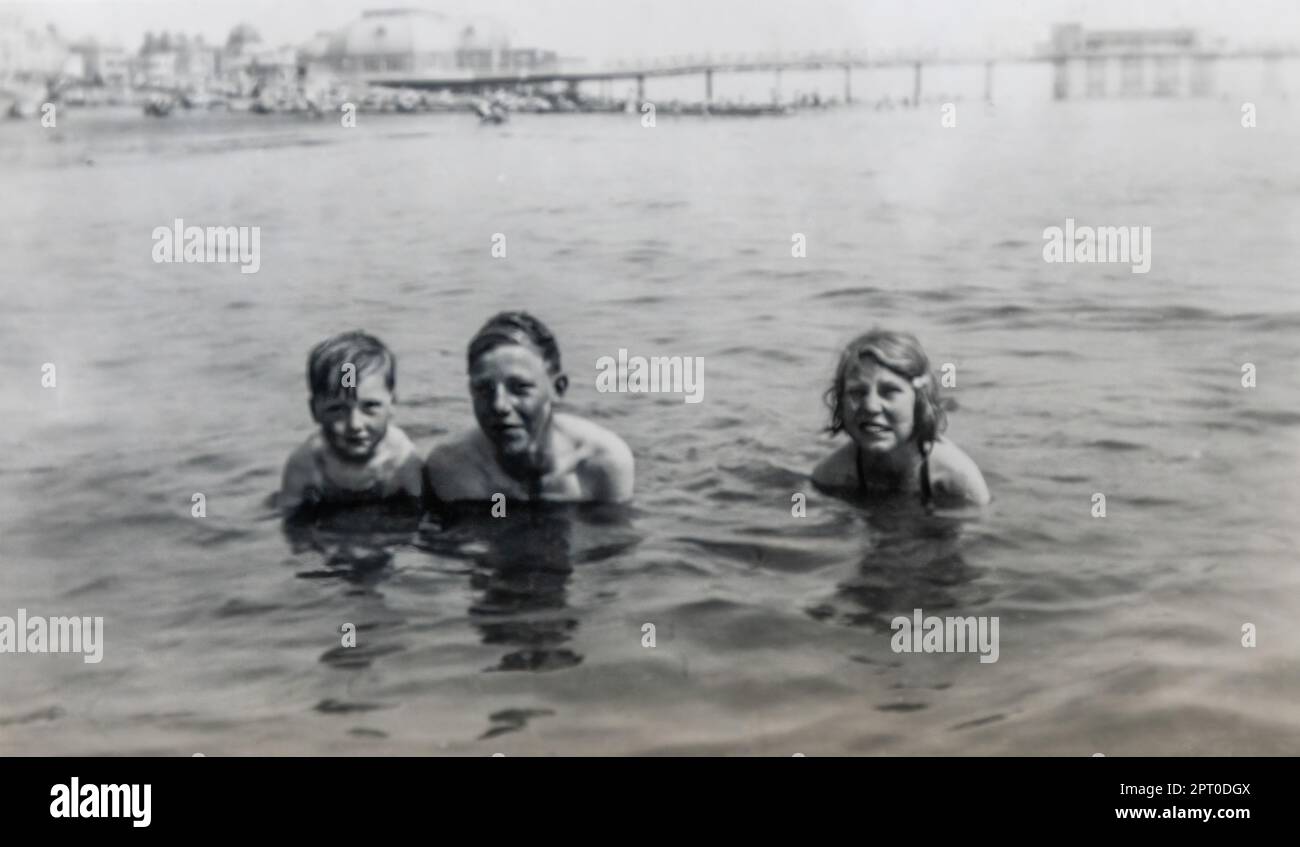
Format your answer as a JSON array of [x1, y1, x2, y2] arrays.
[[425, 311, 634, 504], [279, 331, 424, 515]]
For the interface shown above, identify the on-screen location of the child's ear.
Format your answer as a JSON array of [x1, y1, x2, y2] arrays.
[[553, 373, 569, 396], [308, 396, 321, 423]]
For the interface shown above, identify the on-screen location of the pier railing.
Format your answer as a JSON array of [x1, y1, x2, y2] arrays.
[[368, 45, 1300, 103]]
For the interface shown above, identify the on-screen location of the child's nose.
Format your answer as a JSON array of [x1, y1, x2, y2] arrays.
[[491, 385, 512, 413], [347, 408, 366, 429]]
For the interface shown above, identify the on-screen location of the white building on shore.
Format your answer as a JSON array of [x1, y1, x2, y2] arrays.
[[0, 13, 75, 79], [309, 8, 563, 82]]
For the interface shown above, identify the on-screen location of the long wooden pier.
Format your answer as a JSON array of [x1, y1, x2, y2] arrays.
[[367, 46, 1300, 104]]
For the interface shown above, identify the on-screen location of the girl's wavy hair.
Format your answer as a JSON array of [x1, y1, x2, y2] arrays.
[[823, 329, 947, 447]]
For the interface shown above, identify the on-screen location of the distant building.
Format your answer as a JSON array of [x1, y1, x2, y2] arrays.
[[1049, 23, 1213, 99], [313, 8, 561, 80], [226, 44, 298, 84], [0, 13, 70, 79], [143, 51, 177, 87], [175, 42, 219, 84], [70, 40, 130, 86], [130, 32, 227, 90]]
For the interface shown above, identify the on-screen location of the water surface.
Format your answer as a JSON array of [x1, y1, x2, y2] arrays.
[[1, 100, 1297, 754]]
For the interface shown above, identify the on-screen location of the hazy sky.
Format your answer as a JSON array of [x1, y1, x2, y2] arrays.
[[6, 0, 1299, 61]]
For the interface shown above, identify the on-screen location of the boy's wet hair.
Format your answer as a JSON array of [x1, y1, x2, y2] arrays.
[[824, 328, 947, 446], [467, 311, 563, 375], [307, 330, 396, 398]]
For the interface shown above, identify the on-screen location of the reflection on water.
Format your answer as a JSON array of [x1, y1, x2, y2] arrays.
[[278, 498, 640, 691], [282, 499, 423, 586], [808, 500, 989, 634], [418, 503, 638, 674], [280, 501, 424, 677], [4, 103, 1298, 754], [462, 507, 582, 672]]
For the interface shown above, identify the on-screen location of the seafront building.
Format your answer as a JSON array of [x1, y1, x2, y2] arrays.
[[307, 8, 563, 82], [3, 6, 572, 113], [0, 14, 77, 78], [0, 13, 79, 113], [69, 40, 131, 87]]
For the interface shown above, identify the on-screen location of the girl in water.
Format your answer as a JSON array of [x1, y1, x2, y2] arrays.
[[812, 329, 990, 508]]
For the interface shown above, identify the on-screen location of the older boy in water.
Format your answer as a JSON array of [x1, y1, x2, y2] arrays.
[[280, 331, 424, 514], [425, 311, 634, 503]]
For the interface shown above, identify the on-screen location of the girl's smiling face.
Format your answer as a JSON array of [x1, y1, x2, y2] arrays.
[[841, 358, 916, 454]]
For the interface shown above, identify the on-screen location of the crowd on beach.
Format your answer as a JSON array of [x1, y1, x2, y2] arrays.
[[22, 77, 969, 121], [137, 83, 828, 119]]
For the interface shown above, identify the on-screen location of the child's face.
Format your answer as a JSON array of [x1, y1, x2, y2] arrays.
[[311, 370, 394, 463], [841, 359, 916, 454], [469, 344, 559, 459]]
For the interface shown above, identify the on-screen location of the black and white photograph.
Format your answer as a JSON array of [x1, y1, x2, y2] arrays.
[[0, 0, 1296, 780]]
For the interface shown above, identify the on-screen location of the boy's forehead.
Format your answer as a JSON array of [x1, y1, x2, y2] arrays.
[[471, 343, 551, 375], [317, 368, 392, 399]]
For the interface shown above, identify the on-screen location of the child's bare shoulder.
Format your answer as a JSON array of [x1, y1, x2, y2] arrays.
[[280, 434, 326, 512], [555, 414, 633, 502], [811, 441, 856, 488], [556, 413, 621, 451], [284, 433, 325, 473], [558, 413, 632, 470], [381, 425, 422, 491], [929, 438, 990, 505], [383, 424, 418, 460], [423, 430, 495, 501], [425, 429, 483, 471]]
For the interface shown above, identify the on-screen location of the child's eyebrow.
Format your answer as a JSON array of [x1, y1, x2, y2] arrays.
[[316, 390, 358, 403]]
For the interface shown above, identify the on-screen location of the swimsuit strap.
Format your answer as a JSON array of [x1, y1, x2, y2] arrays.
[[855, 444, 869, 494], [919, 442, 934, 508]]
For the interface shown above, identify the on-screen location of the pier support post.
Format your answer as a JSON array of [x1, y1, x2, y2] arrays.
[[1263, 54, 1282, 97], [636, 74, 645, 103], [773, 67, 781, 103], [1052, 58, 1068, 100], [844, 64, 852, 104], [984, 60, 994, 103], [1190, 55, 1216, 97], [705, 68, 713, 105], [912, 61, 922, 107]]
